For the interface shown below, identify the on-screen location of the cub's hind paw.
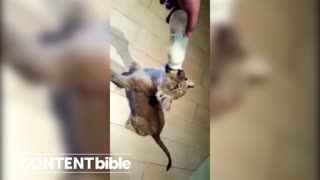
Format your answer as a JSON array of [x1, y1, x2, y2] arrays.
[[110, 69, 118, 82], [125, 119, 136, 132], [129, 62, 140, 72]]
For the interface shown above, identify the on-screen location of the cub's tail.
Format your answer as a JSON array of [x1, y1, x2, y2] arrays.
[[152, 134, 172, 171]]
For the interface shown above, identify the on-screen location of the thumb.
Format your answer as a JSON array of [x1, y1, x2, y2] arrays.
[[185, 11, 199, 37]]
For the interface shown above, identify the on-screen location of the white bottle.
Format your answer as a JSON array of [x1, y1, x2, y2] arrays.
[[168, 10, 189, 70]]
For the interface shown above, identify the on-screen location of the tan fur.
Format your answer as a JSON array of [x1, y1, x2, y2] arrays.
[[110, 62, 194, 171]]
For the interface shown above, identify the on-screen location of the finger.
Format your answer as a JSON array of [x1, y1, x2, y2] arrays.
[[185, 10, 199, 36]]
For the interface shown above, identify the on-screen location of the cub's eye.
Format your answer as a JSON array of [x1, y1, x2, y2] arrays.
[[168, 84, 175, 90], [174, 84, 180, 89]]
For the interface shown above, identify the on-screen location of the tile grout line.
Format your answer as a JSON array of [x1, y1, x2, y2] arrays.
[[110, 122, 195, 147], [112, 7, 210, 58], [110, 123, 209, 170], [146, 0, 153, 8], [112, 7, 167, 43], [110, 122, 208, 151], [111, 30, 165, 66], [128, 158, 196, 172], [110, 14, 210, 76], [193, 104, 199, 123]]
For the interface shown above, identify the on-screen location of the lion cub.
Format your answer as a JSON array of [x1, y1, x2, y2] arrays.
[[110, 62, 194, 171]]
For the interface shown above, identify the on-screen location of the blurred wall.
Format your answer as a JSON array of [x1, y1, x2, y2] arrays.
[[211, 0, 317, 179], [2, 1, 110, 180]]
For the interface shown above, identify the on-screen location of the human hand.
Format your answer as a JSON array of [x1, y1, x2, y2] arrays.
[[160, 0, 201, 36]]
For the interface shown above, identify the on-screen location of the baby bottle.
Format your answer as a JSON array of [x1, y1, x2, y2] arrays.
[[168, 10, 189, 70]]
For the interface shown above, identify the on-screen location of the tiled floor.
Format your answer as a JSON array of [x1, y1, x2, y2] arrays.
[[110, 0, 210, 179]]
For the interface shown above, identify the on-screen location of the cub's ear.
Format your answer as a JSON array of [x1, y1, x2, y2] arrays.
[[162, 98, 172, 111], [187, 80, 195, 88], [177, 69, 186, 80], [164, 63, 171, 73]]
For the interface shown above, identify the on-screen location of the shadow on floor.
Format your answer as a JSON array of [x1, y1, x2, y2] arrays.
[[110, 26, 136, 70]]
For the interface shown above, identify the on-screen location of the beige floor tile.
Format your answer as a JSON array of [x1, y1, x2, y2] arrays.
[[194, 105, 210, 129], [168, 98, 197, 123], [110, 54, 127, 73], [149, 0, 169, 20], [112, 0, 136, 16], [189, 127, 210, 156], [190, 27, 210, 55], [114, 87, 127, 97], [112, 31, 164, 69], [182, 59, 205, 86], [162, 113, 196, 145], [138, 0, 153, 7], [110, 43, 126, 64], [110, 159, 144, 180], [111, 8, 141, 43], [111, 35, 161, 70], [110, 92, 131, 126], [186, 42, 210, 69], [110, 81, 117, 92], [162, 112, 210, 155], [134, 28, 168, 63], [186, 146, 210, 170], [110, 124, 169, 166], [161, 138, 191, 169], [185, 86, 210, 108], [142, 163, 193, 180], [111, 34, 137, 69], [110, 124, 203, 169], [129, 45, 163, 69], [202, 69, 210, 89], [114, 0, 170, 43], [127, 4, 169, 43], [111, 38, 128, 68]]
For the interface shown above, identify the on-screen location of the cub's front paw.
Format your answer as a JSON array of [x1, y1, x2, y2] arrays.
[[162, 98, 173, 111], [110, 69, 117, 81], [156, 91, 172, 111]]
